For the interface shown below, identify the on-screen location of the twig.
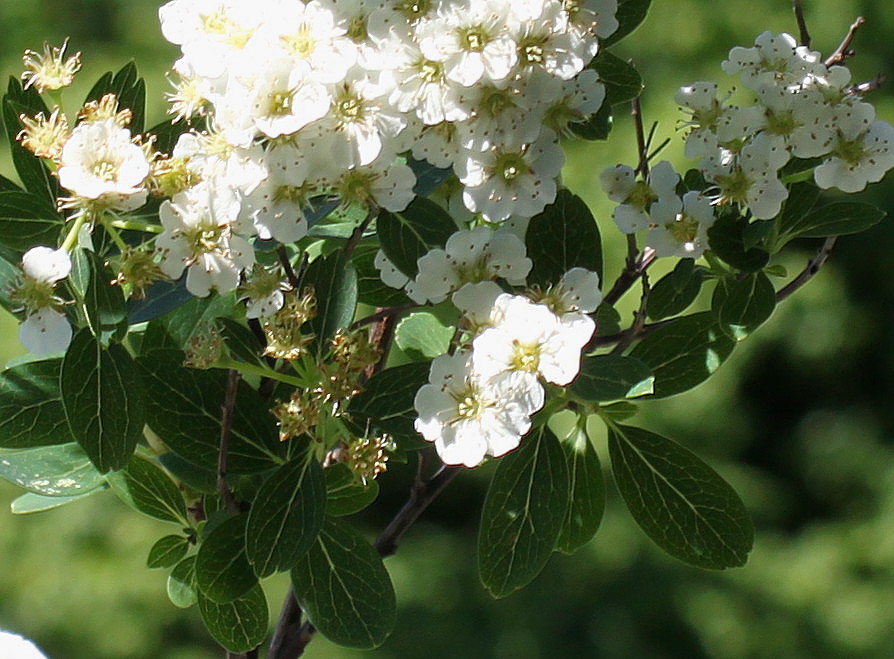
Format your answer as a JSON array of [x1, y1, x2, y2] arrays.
[[848, 73, 887, 96], [218, 369, 242, 515], [350, 302, 417, 329], [824, 16, 866, 67], [611, 269, 651, 355], [603, 241, 656, 308], [267, 588, 307, 659], [792, 0, 811, 48], [631, 97, 649, 177], [344, 206, 379, 258], [775, 236, 837, 303], [278, 245, 300, 288]]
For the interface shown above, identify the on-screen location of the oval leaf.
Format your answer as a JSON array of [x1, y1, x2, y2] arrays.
[[107, 455, 188, 524], [291, 517, 396, 649], [195, 515, 258, 603], [61, 329, 145, 473], [325, 463, 380, 516], [395, 312, 454, 360], [198, 584, 268, 653], [0, 442, 104, 496], [712, 272, 776, 341], [349, 361, 432, 443], [478, 427, 570, 598], [628, 312, 735, 398], [167, 555, 198, 609], [602, 0, 653, 47], [589, 51, 643, 105], [304, 251, 358, 351], [0, 358, 70, 449], [10, 489, 102, 514], [792, 200, 886, 238], [0, 190, 64, 251], [148, 535, 191, 569], [707, 214, 770, 272], [245, 456, 326, 578], [608, 424, 753, 569], [646, 261, 704, 320], [571, 354, 654, 402], [555, 429, 605, 555]]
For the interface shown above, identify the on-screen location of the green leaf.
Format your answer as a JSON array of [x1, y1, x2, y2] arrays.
[[304, 251, 358, 351], [217, 317, 265, 367], [478, 427, 570, 598], [712, 272, 776, 341], [138, 350, 283, 474], [377, 196, 457, 278], [3, 80, 59, 203], [603, 0, 653, 47], [595, 302, 621, 336], [198, 584, 268, 653], [147, 535, 191, 569], [597, 401, 638, 421], [107, 455, 188, 524], [126, 279, 194, 325], [556, 429, 605, 554], [84, 62, 146, 133], [569, 102, 613, 141], [140, 292, 236, 353], [0, 190, 64, 251], [589, 51, 643, 105], [0, 442, 104, 496], [325, 463, 380, 516], [84, 250, 127, 334], [353, 240, 412, 307], [776, 181, 820, 243], [526, 189, 603, 286], [0, 359, 70, 449], [61, 329, 145, 473], [628, 312, 735, 398], [245, 456, 326, 578], [395, 312, 453, 360], [10, 489, 102, 514], [707, 214, 770, 272], [608, 424, 753, 569], [349, 361, 431, 444], [787, 201, 886, 238], [646, 260, 704, 320], [291, 517, 396, 649], [167, 556, 198, 609], [195, 514, 258, 603], [570, 354, 654, 402]]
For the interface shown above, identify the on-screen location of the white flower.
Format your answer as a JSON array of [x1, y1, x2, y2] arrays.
[[412, 227, 531, 304], [16, 246, 73, 356], [814, 105, 894, 193], [721, 31, 824, 92], [646, 191, 715, 258], [472, 293, 594, 385], [19, 306, 72, 357], [374, 249, 410, 290], [156, 181, 255, 297], [57, 118, 149, 210], [600, 160, 680, 233], [238, 143, 311, 243], [0, 630, 48, 659], [414, 351, 544, 467], [550, 267, 603, 314], [22, 246, 71, 283]]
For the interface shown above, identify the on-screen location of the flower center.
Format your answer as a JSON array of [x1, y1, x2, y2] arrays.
[[666, 213, 701, 244], [285, 24, 316, 59], [511, 340, 541, 372], [460, 26, 489, 53], [835, 133, 868, 165], [518, 35, 548, 66], [491, 151, 528, 183], [200, 11, 252, 48], [90, 158, 119, 182]]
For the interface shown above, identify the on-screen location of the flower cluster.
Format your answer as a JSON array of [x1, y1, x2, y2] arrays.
[[413, 262, 601, 467]]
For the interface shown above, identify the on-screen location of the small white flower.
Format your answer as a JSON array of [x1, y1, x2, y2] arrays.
[[22, 246, 71, 283], [646, 191, 715, 258], [814, 105, 894, 193], [19, 306, 72, 357], [601, 161, 680, 233]]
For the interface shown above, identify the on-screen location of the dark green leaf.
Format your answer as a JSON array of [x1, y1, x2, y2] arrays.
[[107, 455, 188, 524], [138, 350, 284, 474], [608, 424, 753, 569], [603, 0, 653, 47], [349, 361, 431, 442], [776, 181, 820, 242], [0, 443, 104, 495], [569, 102, 613, 141], [139, 292, 236, 353], [595, 302, 621, 336], [10, 489, 102, 514], [556, 429, 605, 554], [526, 189, 603, 286], [217, 317, 265, 366], [291, 517, 396, 649], [126, 278, 194, 325], [0, 172, 21, 192], [196, 514, 258, 603], [84, 62, 146, 133], [395, 312, 453, 360], [788, 201, 886, 238], [589, 51, 643, 105], [245, 456, 326, 577], [0, 359, 70, 449], [570, 354, 654, 402], [377, 196, 457, 278], [198, 584, 268, 653], [353, 240, 412, 307], [325, 463, 380, 516], [478, 427, 569, 598], [628, 312, 735, 398], [148, 535, 190, 569], [61, 329, 145, 473], [167, 555, 198, 608], [598, 401, 638, 421], [0, 190, 63, 251], [647, 260, 704, 320], [304, 251, 358, 351], [3, 80, 59, 203], [408, 156, 452, 196], [712, 272, 776, 341], [85, 250, 127, 333], [707, 214, 770, 272]]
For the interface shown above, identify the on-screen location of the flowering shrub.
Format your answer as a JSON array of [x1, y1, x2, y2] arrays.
[[0, 0, 890, 655]]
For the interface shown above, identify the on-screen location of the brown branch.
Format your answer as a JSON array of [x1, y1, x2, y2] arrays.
[[825, 16, 866, 67], [631, 96, 649, 177], [611, 268, 651, 355], [792, 0, 811, 48], [775, 236, 837, 303], [603, 239, 656, 308], [267, 588, 308, 659], [848, 73, 887, 96], [278, 245, 300, 288], [344, 206, 379, 258], [350, 302, 417, 330], [217, 369, 242, 515]]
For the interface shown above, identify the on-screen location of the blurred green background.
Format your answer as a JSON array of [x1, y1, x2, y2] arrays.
[[1, 1, 893, 657]]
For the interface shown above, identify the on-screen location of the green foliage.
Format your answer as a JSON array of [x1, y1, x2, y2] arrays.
[[571, 354, 655, 402], [83, 61, 146, 132], [607, 424, 754, 569], [708, 214, 771, 272], [304, 251, 358, 351], [195, 514, 258, 604], [603, 0, 653, 47], [394, 311, 453, 360], [0, 442, 104, 495], [324, 463, 380, 516], [0, 358, 69, 448], [647, 259, 704, 320], [147, 535, 190, 569], [2, 78, 59, 204], [712, 271, 776, 341], [590, 51, 644, 107], [555, 429, 605, 555], [197, 584, 269, 653], [107, 454, 188, 524], [377, 196, 457, 278], [0, 190, 63, 251], [349, 361, 431, 449], [478, 427, 569, 598]]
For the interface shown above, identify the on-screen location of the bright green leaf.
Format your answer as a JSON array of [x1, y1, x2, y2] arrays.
[[556, 429, 605, 554], [0, 359, 70, 449], [478, 427, 569, 598], [198, 584, 268, 653], [245, 456, 326, 577], [571, 354, 654, 402], [395, 312, 454, 360], [10, 489, 103, 514], [147, 535, 191, 569], [0, 442, 104, 496], [195, 514, 258, 603], [107, 455, 188, 524], [167, 555, 198, 609], [61, 329, 145, 473], [291, 517, 396, 649], [608, 424, 754, 569], [629, 312, 735, 398]]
